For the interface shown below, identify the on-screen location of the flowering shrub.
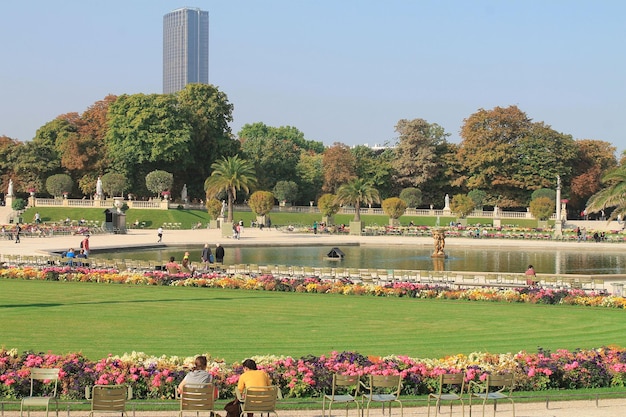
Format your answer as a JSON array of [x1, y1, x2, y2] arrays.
[[2, 347, 626, 400], [1, 267, 625, 309]]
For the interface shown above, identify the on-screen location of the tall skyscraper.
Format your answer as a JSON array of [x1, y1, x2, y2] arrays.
[[163, 7, 209, 94]]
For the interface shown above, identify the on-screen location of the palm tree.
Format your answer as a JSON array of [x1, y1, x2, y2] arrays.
[[335, 178, 380, 222], [586, 166, 626, 221], [204, 156, 257, 222]]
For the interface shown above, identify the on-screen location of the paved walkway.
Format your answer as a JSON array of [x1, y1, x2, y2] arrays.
[[2, 226, 625, 256]]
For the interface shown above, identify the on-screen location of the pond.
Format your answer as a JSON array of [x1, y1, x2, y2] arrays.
[[90, 245, 626, 275]]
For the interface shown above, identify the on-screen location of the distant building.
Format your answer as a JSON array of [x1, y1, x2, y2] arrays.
[[163, 7, 209, 94]]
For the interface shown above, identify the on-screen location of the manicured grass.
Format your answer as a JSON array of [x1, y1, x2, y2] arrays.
[[2, 279, 625, 362], [20, 207, 540, 230]]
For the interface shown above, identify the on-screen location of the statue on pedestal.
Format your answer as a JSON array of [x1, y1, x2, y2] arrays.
[[96, 177, 103, 200], [444, 193, 450, 209], [431, 229, 447, 258], [7, 179, 13, 196]]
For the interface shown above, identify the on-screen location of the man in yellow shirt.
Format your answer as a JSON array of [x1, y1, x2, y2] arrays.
[[237, 359, 270, 395]]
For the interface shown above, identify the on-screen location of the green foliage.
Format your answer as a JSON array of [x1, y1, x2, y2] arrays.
[[296, 152, 323, 204], [145, 170, 174, 196], [586, 166, 626, 220], [450, 194, 475, 218], [3, 280, 626, 363], [204, 156, 257, 222], [248, 191, 275, 216], [335, 178, 381, 222], [45, 173, 73, 197], [531, 188, 556, 202], [399, 187, 422, 208], [381, 197, 407, 219], [529, 196, 554, 220], [273, 181, 299, 203], [101, 172, 127, 197], [393, 118, 449, 188], [467, 189, 487, 208], [205, 198, 222, 220], [11, 198, 26, 211], [317, 193, 339, 217]]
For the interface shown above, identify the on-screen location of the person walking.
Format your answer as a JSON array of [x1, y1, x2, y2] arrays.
[[81, 235, 90, 256], [157, 226, 163, 242], [201, 244, 213, 270], [15, 223, 21, 243]]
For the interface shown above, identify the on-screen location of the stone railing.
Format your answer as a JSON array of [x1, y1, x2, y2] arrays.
[[29, 197, 167, 210]]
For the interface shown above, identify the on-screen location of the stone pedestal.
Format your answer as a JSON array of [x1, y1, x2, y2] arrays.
[[349, 221, 363, 236]]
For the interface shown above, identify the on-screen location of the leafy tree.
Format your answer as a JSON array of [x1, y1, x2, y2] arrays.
[[273, 181, 299, 204], [204, 156, 257, 223], [352, 146, 396, 199], [529, 197, 554, 221], [205, 198, 223, 220], [105, 93, 193, 193], [176, 84, 238, 197], [11, 198, 26, 211], [101, 172, 127, 197], [382, 197, 407, 220], [335, 178, 380, 222], [0, 136, 22, 192], [399, 187, 422, 208], [467, 189, 487, 209], [56, 96, 115, 181], [570, 139, 617, 209], [450, 194, 475, 218], [239, 122, 324, 153], [317, 193, 340, 217], [393, 118, 449, 188], [322, 143, 356, 193], [146, 170, 174, 197], [296, 151, 323, 204], [531, 188, 556, 202], [248, 191, 275, 216], [586, 166, 626, 221], [456, 106, 577, 207], [46, 174, 73, 198], [456, 106, 531, 205], [240, 136, 300, 190]]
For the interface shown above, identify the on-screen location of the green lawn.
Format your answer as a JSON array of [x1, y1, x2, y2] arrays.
[[1, 279, 624, 362], [20, 207, 543, 229]]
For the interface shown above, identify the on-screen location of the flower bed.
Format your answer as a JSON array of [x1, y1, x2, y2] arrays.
[[2, 347, 626, 400], [1, 267, 625, 309]]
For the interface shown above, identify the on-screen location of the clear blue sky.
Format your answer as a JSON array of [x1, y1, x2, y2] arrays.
[[1, 1, 625, 152]]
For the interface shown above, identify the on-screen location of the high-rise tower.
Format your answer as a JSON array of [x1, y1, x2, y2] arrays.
[[163, 7, 209, 94]]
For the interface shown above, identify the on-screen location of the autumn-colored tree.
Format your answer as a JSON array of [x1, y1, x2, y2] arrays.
[[0, 136, 22, 193], [205, 198, 223, 220], [322, 143, 356, 193], [450, 194, 475, 218], [317, 193, 340, 217], [248, 191, 275, 216], [382, 197, 407, 220], [529, 197, 554, 221], [569, 139, 617, 209], [393, 118, 449, 189], [457, 106, 577, 206]]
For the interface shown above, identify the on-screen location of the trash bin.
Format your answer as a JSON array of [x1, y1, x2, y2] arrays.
[[611, 283, 624, 297]]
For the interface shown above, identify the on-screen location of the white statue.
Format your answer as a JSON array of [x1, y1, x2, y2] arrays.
[[444, 193, 450, 208], [181, 184, 188, 203], [220, 200, 227, 217], [96, 177, 103, 199], [7, 179, 13, 196]]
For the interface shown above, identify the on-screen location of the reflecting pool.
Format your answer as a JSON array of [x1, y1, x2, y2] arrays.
[[91, 245, 626, 275]]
